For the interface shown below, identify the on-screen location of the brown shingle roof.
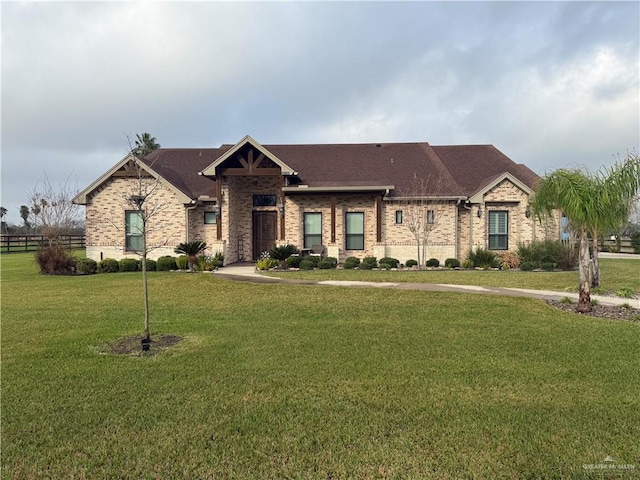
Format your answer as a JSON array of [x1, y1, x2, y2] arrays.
[[138, 140, 538, 200]]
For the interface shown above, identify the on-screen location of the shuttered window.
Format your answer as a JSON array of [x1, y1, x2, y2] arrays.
[[488, 211, 508, 250]]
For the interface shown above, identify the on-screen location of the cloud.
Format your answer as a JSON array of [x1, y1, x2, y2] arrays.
[[1, 1, 638, 224]]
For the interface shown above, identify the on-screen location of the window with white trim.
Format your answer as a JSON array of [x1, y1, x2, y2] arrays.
[[345, 212, 365, 250], [488, 211, 508, 250], [125, 210, 144, 251], [303, 212, 322, 249]]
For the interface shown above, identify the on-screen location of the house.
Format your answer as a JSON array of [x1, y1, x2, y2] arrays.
[[73, 135, 556, 265]]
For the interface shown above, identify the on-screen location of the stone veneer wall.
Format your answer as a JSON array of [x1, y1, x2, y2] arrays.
[[84, 177, 187, 261]]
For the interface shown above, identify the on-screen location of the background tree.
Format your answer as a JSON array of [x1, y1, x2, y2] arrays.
[[398, 176, 446, 269], [27, 173, 82, 245], [1, 206, 7, 234], [19, 205, 30, 230], [133, 132, 160, 157]]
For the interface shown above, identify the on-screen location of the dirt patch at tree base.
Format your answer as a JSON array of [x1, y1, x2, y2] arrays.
[[99, 334, 183, 356], [547, 300, 640, 323]]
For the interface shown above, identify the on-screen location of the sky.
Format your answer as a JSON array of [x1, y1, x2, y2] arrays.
[[2, 1, 639, 225]]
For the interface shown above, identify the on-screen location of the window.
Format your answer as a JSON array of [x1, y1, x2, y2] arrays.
[[488, 211, 508, 250], [204, 211, 217, 224], [253, 194, 277, 207], [395, 210, 403, 224], [125, 210, 144, 251], [303, 212, 322, 249], [427, 209, 435, 224], [345, 212, 364, 250]]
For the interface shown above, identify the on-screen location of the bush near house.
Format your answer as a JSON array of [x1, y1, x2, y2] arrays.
[[631, 231, 640, 254], [467, 248, 499, 269], [98, 258, 120, 273], [34, 245, 76, 275], [516, 240, 578, 271], [176, 255, 190, 270], [119, 258, 140, 272], [75, 258, 98, 275], [426, 258, 440, 268], [405, 259, 418, 268], [343, 257, 361, 269], [299, 259, 315, 270], [361, 257, 377, 269], [378, 257, 399, 269], [157, 256, 178, 272], [286, 256, 302, 269], [318, 257, 338, 269], [145, 259, 157, 272], [444, 258, 461, 269]]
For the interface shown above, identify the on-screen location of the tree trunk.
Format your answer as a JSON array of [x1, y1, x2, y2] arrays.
[[591, 229, 600, 288], [576, 227, 592, 313]]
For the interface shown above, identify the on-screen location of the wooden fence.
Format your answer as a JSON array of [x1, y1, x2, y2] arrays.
[[599, 237, 635, 254], [0, 235, 86, 253]]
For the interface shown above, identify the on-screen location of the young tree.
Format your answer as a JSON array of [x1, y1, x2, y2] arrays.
[[119, 133, 174, 346], [398, 176, 446, 269]]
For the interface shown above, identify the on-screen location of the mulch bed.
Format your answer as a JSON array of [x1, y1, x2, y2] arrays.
[[547, 300, 640, 322], [99, 334, 183, 356]]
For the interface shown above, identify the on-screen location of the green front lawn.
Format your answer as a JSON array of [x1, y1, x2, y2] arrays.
[[2, 253, 639, 478], [268, 258, 640, 293]]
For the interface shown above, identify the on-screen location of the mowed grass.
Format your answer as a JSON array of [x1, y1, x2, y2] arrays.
[[2, 253, 640, 479], [268, 258, 640, 293]]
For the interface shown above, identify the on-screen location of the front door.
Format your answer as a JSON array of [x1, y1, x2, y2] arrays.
[[252, 211, 277, 260]]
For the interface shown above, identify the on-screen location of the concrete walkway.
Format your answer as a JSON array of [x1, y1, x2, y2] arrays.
[[214, 264, 639, 308]]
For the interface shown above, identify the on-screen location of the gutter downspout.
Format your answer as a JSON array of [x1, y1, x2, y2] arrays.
[[185, 201, 198, 242]]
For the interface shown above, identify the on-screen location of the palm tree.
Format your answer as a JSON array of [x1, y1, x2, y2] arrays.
[[175, 241, 208, 272], [132, 132, 160, 158], [531, 169, 599, 312], [19, 205, 30, 230], [531, 154, 640, 312], [591, 154, 640, 287], [0, 206, 7, 234]]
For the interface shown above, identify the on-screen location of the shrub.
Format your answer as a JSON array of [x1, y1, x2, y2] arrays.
[[35, 245, 76, 275], [497, 251, 520, 270], [444, 258, 460, 268], [196, 255, 216, 272], [378, 257, 399, 268], [75, 258, 97, 275], [119, 258, 140, 272], [256, 258, 278, 270], [306, 255, 321, 267], [405, 259, 418, 268], [318, 257, 338, 269], [461, 259, 474, 269], [631, 231, 640, 254], [516, 240, 574, 269], [520, 262, 535, 271], [299, 259, 315, 270], [361, 256, 377, 269], [157, 256, 177, 271], [343, 256, 361, 269], [176, 255, 190, 270], [145, 259, 157, 272], [379, 262, 393, 270], [98, 258, 120, 273], [286, 255, 302, 269], [467, 248, 498, 268], [541, 262, 555, 272], [426, 258, 440, 268], [359, 261, 374, 270], [556, 242, 578, 271], [269, 244, 299, 268]]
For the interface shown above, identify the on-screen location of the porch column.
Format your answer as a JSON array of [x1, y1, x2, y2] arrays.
[[216, 177, 222, 241], [330, 196, 336, 243]]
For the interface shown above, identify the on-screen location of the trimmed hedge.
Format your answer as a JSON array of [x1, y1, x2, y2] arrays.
[[378, 257, 399, 268], [426, 258, 440, 268], [405, 259, 418, 268], [444, 258, 460, 268], [299, 260, 315, 270], [145, 259, 157, 272], [98, 258, 119, 273], [286, 255, 302, 269], [119, 258, 140, 272], [361, 257, 377, 269], [157, 256, 178, 272], [318, 257, 338, 269], [76, 258, 97, 275], [343, 257, 361, 269], [176, 255, 189, 270]]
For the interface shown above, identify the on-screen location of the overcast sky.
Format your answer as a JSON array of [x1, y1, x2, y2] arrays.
[[2, 1, 638, 224]]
